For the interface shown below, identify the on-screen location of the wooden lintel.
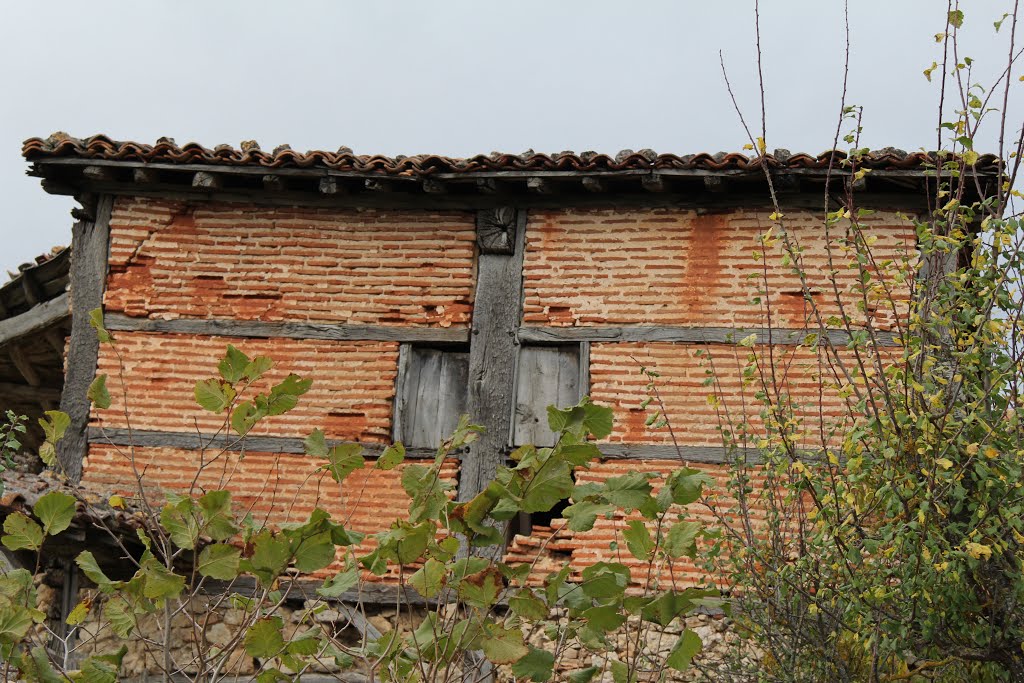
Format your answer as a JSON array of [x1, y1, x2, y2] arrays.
[[262, 174, 287, 191], [517, 325, 899, 347], [103, 312, 471, 344], [8, 346, 40, 387], [773, 173, 801, 194], [703, 176, 726, 193], [476, 178, 500, 194], [581, 177, 606, 193], [0, 293, 70, 348], [642, 174, 667, 192], [192, 171, 221, 189], [597, 443, 754, 464], [319, 177, 343, 195], [20, 272, 41, 306], [82, 166, 115, 182], [88, 427, 451, 459], [132, 168, 160, 184], [422, 179, 447, 194], [526, 177, 554, 195]]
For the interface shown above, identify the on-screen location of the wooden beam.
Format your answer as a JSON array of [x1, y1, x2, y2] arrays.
[[517, 325, 899, 347], [0, 382, 61, 404], [581, 177, 606, 193], [642, 174, 667, 192], [476, 178, 500, 194], [20, 272, 42, 306], [44, 329, 66, 357], [57, 195, 113, 483], [88, 427, 448, 459], [9, 346, 40, 387], [132, 167, 160, 184], [192, 171, 221, 189], [364, 179, 390, 192], [597, 443, 753, 464], [0, 293, 70, 348], [422, 179, 447, 194], [103, 313, 470, 343], [458, 209, 527, 503]]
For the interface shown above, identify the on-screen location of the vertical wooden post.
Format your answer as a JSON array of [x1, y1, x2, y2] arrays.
[[57, 195, 113, 483], [457, 207, 526, 502]]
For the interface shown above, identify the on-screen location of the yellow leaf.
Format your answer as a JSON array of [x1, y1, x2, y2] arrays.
[[109, 495, 126, 510], [963, 150, 979, 166], [756, 136, 767, 155], [966, 542, 992, 560], [984, 446, 999, 459], [742, 143, 754, 151], [966, 443, 980, 456], [768, 211, 785, 221]]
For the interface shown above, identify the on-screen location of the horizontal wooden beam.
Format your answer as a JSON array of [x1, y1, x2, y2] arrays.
[[103, 313, 470, 343], [597, 443, 753, 463], [88, 427, 449, 459], [517, 325, 899, 347], [0, 382, 61, 403], [0, 293, 70, 348]]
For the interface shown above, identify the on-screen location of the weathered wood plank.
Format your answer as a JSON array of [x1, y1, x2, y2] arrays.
[[103, 313, 470, 343], [513, 346, 580, 447], [8, 346, 41, 387], [57, 195, 113, 483], [87, 427, 447, 458], [597, 443, 757, 464], [458, 209, 527, 502], [0, 293, 69, 347], [517, 325, 899, 347], [0, 382, 61, 403]]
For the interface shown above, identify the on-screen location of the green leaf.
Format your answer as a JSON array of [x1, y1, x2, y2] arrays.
[[408, 558, 445, 598], [664, 521, 700, 559], [244, 356, 273, 382], [560, 443, 602, 466], [603, 472, 655, 510], [584, 604, 627, 632], [273, 373, 312, 396], [76, 551, 113, 587], [34, 491, 77, 536], [582, 402, 614, 440], [20, 646, 67, 683], [563, 500, 615, 532], [197, 544, 242, 580], [641, 590, 711, 627], [948, 9, 964, 28], [103, 596, 136, 637], [194, 379, 236, 413], [73, 648, 127, 683], [198, 490, 237, 541], [661, 468, 712, 506], [580, 562, 630, 600], [160, 497, 201, 550], [665, 630, 702, 671], [219, 344, 251, 383], [610, 659, 630, 683], [245, 617, 285, 658], [509, 588, 548, 620], [510, 647, 555, 682], [38, 441, 56, 467], [522, 460, 573, 513], [247, 531, 290, 584], [457, 567, 503, 609], [141, 561, 185, 600], [87, 374, 111, 409], [39, 410, 70, 444], [324, 444, 365, 483], [567, 667, 601, 683], [481, 625, 529, 664], [304, 429, 328, 457], [290, 531, 335, 572], [88, 308, 112, 343], [0, 605, 35, 645], [623, 520, 654, 561], [231, 400, 263, 437], [317, 567, 359, 598], [377, 442, 405, 470], [2, 512, 43, 551]]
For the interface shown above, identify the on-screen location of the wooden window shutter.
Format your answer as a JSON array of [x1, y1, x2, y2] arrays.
[[394, 346, 470, 449], [513, 344, 588, 447]]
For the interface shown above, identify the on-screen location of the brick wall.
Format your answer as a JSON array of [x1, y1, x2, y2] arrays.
[[105, 198, 477, 326], [83, 445, 458, 581], [523, 208, 916, 330], [93, 332, 398, 442]]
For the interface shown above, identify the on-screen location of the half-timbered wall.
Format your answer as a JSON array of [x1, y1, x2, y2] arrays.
[[77, 197, 916, 588]]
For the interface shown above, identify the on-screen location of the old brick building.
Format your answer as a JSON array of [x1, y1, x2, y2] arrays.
[[16, 134, 999, 592]]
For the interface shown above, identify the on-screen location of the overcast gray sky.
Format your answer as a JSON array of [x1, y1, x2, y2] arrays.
[[1, 1, 1020, 273]]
